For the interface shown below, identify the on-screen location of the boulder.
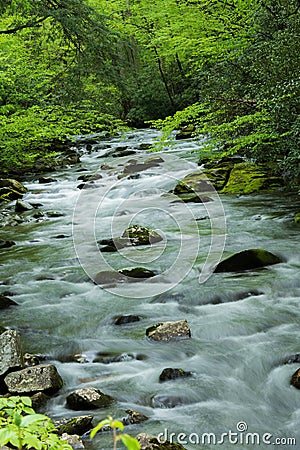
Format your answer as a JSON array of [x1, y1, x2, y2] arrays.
[[0, 294, 18, 309], [159, 368, 192, 382], [291, 368, 300, 389], [56, 415, 94, 436], [31, 392, 49, 410], [93, 351, 140, 364], [151, 394, 191, 409], [77, 174, 102, 182], [137, 433, 186, 449], [173, 172, 214, 196], [214, 249, 283, 273], [120, 156, 164, 177], [220, 162, 284, 194], [119, 267, 156, 279], [114, 315, 141, 325], [0, 179, 27, 202], [15, 199, 34, 212], [4, 364, 63, 395], [0, 330, 24, 378], [0, 240, 16, 249], [282, 354, 300, 365], [146, 320, 191, 342], [99, 225, 163, 252], [66, 387, 113, 410]]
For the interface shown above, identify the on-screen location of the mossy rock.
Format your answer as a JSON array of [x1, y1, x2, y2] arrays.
[[214, 248, 283, 273], [221, 162, 284, 194], [137, 433, 187, 449], [294, 213, 300, 224]]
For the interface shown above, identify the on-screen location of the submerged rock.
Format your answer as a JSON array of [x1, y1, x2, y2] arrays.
[[291, 368, 300, 389], [56, 415, 94, 436], [94, 267, 156, 285], [38, 177, 57, 184], [114, 314, 141, 325], [99, 225, 163, 252], [4, 364, 63, 395], [0, 330, 24, 378], [0, 294, 18, 309], [214, 249, 283, 272], [123, 409, 148, 425], [31, 392, 49, 410], [282, 354, 300, 365], [93, 351, 137, 364], [66, 387, 113, 410], [159, 368, 192, 382], [0, 240, 16, 249], [137, 433, 187, 449], [61, 433, 84, 449], [146, 319, 191, 342]]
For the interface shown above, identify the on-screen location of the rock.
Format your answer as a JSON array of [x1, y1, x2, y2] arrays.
[[112, 150, 137, 158], [137, 433, 186, 449], [0, 330, 24, 378], [15, 199, 34, 212], [171, 193, 213, 203], [291, 368, 300, 389], [146, 320, 191, 342], [220, 162, 284, 194], [120, 156, 164, 177], [123, 410, 148, 425], [56, 415, 94, 436], [139, 143, 152, 150], [295, 213, 300, 223], [0, 294, 18, 309], [93, 351, 138, 364], [122, 225, 163, 246], [31, 392, 49, 410], [4, 364, 63, 395], [175, 124, 195, 140], [66, 387, 113, 410], [24, 353, 40, 367], [282, 354, 300, 365], [172, 171, 215, 201], [61, 433, 85, 449], [214, 248, 283, 272], [114, 315, 141, 325], [159, 368, 192, 382], [77, 174, 102, 182], [151, 394, 190, 408], [0, 179, 27, 201], [38, 177, 57, 183], [0, 240, 16, 249], [94, 267, 156, 285]]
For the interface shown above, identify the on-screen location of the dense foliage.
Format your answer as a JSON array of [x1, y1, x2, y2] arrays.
[[0, 0, 299, 181]]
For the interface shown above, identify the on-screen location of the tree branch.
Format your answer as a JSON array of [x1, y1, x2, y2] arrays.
[[0, 16, 49, 35]]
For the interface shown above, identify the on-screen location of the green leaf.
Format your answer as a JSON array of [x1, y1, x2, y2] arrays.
[[121, 434, 141, 450], [111, 419, 124, 431], [90, 418, 112, 439], [20, 413, 48, 428], [0, 428, 16, 446]]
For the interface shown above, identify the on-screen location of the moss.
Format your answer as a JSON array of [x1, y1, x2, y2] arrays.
[[221, 162, 284, 194], [295, 212, 300, 223]]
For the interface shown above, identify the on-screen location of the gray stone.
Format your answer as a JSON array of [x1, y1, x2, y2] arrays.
[[15, 200, 33, 212], [123, 410, 148, 425], [146, 320, 191, 342], [159, 368, 192, 382], [31, 392, 49, 410], [291, 368, 300, 389], [66, 387, 113, 410], [61, 433, 85, 449], [0, 330, 24, 377], [0, 294, 18, 309], [5, 364, 63, 395]]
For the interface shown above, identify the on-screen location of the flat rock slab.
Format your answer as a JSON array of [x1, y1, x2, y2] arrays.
[[4, 364, 63, 395], [66, 387, 113, 410], [214, 248, 283, 272], [146, 320, 191, 342], [0, 330, 23, 377], [56, 415, 94, 436]]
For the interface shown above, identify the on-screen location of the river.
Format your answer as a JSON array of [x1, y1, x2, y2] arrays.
[[1, 129, 300, 449]]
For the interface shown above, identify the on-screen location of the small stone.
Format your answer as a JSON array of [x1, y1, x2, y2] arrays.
[[114, 315, 141, 325], [159, 368, 192, 382], [291, 368, 300, 389], [66, 387, 113, 410], [24, 353, 40, 367], [31, 392, 49, 410], [38, 177, 57, 183], [56, 415, 94, 436], [137, 433, 187, 449], [0, 294, 18, 309], [15, 200, 33, 212], [0, 330, 24, 378], [146, 319, 191, 342], [282, 354, 300, 365], [123, 410, 148, 425], [4, 364, 63, 395]]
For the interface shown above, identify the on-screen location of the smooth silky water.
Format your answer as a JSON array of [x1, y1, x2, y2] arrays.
[[1, 129, 300, 449]]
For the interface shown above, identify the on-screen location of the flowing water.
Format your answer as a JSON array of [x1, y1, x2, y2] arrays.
[[1, 129, 300, 449]]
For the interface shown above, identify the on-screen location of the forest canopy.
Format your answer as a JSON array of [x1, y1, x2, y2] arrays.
[[0, 0, 299, 182]]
